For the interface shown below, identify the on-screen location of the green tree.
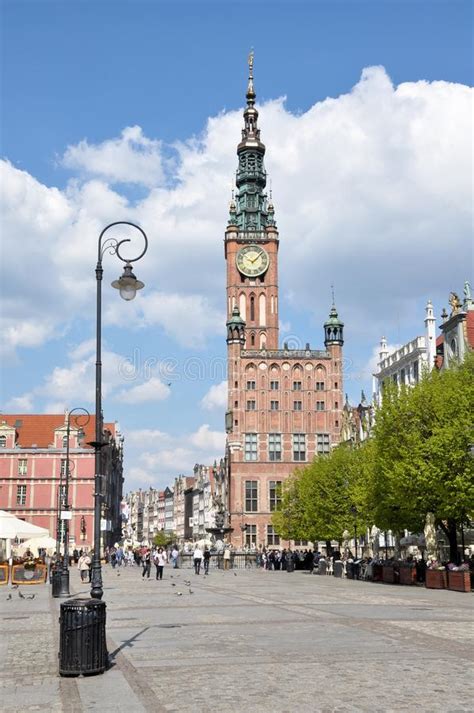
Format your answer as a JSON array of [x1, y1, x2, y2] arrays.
[[369, 353, 474, 561], [153, 531, 176, 548]]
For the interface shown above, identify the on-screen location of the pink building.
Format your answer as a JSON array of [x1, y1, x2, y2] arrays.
[[0, 414, 124, 552]]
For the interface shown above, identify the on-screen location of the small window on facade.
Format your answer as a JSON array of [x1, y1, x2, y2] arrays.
[[293, 400, 302, 411], [246, 380, 256, 390], [244, 433, 258, 461], [335, 401, 338, 409], [316, 401, 325, 411], [413, 360, 419, 383], [245, 524, 257, 547], [234, 401, 238, 408], [245, 481, 258, 512], [250, 334, 255, 346], [269, 481, 282, 511], [62, 435, 68, 447], [246, 400, 256, 411], [268, 433, 282, 462], [16, 484, 27, 505], [293, 433, 306, 461], [266, 524, 280, 546], [0, 435, 6, 447], [270, 380, 279, 390], [293, 381, 302, 391], [250, 296, 255, 322], [334, 381, 338, 389], [317, 433, 330, 454], [18, 459, 27, 476], [315, 382, 325, 391], [60, 459, 67, 477], [270, 400, 279, 411]]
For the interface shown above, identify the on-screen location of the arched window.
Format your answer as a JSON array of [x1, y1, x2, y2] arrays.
[[0, 435, 6, 447], [62, 435, 68, 447], [250, 333, 255, 347], [250, 295, 255, 322]]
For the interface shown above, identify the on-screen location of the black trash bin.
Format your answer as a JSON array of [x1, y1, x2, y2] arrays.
[[51, 568, 62, 598], [286, 558, 295, 573], [333, 560, 343, 578], [346, 562, 354, 579], [59, 598, 108, 676]]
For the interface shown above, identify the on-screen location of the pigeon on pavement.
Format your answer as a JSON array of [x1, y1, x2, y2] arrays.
[[18, 590, 25, 599]]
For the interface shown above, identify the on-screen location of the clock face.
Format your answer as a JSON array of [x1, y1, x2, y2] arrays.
[[236, 245, 269, 277]]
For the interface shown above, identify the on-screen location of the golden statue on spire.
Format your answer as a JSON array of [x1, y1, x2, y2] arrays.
[[248, 49, 254, 78]]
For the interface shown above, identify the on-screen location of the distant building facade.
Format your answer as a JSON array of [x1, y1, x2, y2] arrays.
[[0, 413, 124, 552]]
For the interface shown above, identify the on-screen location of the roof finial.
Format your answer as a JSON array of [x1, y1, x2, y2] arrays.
[[246, 49, 256, 106], [331, 283, 336, 306]]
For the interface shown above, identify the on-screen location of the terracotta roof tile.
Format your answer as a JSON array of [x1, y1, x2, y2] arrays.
[[1, 414, 116, 449]]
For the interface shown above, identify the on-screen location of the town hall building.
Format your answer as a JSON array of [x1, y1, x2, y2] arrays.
[[224, 56, 344, 549]]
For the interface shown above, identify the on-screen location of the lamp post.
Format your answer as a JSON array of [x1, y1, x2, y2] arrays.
[[350, 505, 358, 560], [58, 408, 90, 597], [89, 222, 148, 600]]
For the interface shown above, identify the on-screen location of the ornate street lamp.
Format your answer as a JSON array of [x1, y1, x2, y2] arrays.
[[89, 222, 148, 600], [58, 408, 90, 597]]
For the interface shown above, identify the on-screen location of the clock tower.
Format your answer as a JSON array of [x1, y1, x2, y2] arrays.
[[224, 52, 279, 351], [224, 55, 344, 550]]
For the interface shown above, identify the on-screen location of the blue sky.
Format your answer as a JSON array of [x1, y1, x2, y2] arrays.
[[1, 0, 472, 491]]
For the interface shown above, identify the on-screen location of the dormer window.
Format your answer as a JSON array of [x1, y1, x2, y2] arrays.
[[62, 435, 68, 447], [0, 435, 6, 447]]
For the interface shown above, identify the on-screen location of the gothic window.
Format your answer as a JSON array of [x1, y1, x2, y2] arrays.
[[245, 481, 258, 511], [316, 433, 330, 454], [269, 481, 282, 510], [244, 433, 258, 461], [250, 334, 255, 347], [250, 296, 255, 322], [293, 433, 306, 461], [268, 434, 282, 462], [245, 524, 257, 547], [266, 524, 280, 546], [259, 294, 266, 326]]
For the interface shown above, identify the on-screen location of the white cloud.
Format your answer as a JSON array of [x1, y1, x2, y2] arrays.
[[61, 126, 165, 187], [189, 424, 226, 451], [4, 394, 35, 412], [123, 423, 226, 491], [117, 377, 170, 404], [2, 67, 471, 364], [200, 380, 228, 410]]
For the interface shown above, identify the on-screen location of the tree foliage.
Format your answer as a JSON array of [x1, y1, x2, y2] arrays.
[[273, 353, 474, 549], [153, 530, 175, 548]]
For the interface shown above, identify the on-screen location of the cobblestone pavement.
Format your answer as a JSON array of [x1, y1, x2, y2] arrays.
[[0, 566, 472, 712]]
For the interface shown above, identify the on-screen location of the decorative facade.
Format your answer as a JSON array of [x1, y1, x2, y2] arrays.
[[224, 56, 344, 549], [0, 413, 124, 552]]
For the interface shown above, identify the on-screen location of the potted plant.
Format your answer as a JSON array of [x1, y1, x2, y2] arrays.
[[399, 561, 417, 585], [447, 563, 470, 592], [425, 561, 447, 589]]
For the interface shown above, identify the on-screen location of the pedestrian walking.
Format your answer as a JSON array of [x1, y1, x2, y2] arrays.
[[193, 545, 203, 574], [171, 546, 179, 569], [142, 549, 151, 579], [223, 546, 231, 570], [78, 552, 91, 582], [154, 547, 167, 580], [203, 546, 211, 574]]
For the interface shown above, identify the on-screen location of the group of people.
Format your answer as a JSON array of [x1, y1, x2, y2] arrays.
[[257, 548, 321, 571]]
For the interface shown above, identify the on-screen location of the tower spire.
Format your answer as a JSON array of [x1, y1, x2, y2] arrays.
[[230, 51, 276, 232]]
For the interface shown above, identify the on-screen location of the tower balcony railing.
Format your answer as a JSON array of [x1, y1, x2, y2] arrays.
[[242, 348, 330, 359]]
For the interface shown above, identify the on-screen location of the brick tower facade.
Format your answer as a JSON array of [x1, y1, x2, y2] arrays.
[[225, 55, 344, 549]]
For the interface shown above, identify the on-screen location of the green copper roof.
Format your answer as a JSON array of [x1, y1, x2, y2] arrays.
[[229, 53, 276, 232]]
